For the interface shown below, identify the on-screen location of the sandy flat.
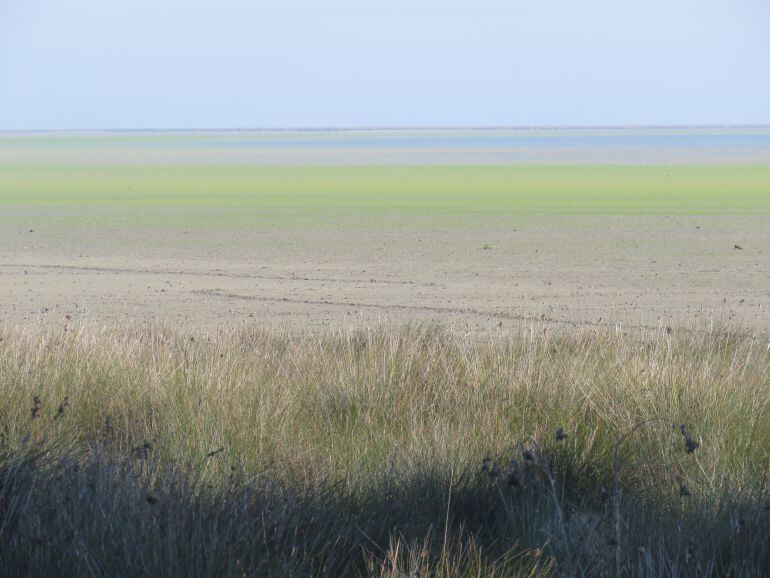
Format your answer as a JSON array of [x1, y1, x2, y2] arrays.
[[2, 214, 768, 333]]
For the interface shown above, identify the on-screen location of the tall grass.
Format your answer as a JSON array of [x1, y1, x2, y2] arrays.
[[0, 323, 768, 576]]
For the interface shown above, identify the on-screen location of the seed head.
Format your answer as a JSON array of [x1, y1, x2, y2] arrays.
[[31, 396, 41, 419], [555, 428, 568, 441], [104, 416, 114, 437], [482, 457, 501, 479], [507, 459, 522, 486], [54, 396, 69, 419], [679, 424, 699, 454], [684, 436, 699, 454], [133, 441, 152, 460], [523, 450, 535, 462]]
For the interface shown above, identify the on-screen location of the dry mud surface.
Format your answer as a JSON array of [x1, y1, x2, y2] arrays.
[[2, 214, 768, 333]]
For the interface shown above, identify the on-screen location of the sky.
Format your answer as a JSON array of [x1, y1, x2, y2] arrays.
[[1, 0, 769, 130]]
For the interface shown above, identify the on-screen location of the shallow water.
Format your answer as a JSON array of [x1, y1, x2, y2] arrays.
[[2, 128, 770, 165], [158, 129, 770, 151]]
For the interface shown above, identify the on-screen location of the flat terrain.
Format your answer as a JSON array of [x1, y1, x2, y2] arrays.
[[1, 131, 769, 332], [2, 131, 770, 575]]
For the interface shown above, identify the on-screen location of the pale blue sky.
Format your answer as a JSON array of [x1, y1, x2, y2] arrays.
[[1, 0, 769, 129]]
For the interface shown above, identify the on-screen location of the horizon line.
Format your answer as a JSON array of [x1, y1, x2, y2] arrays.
[[2, 124, 770, 135]]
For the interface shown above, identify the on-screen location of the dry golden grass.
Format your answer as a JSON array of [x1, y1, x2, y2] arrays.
[[1, 322, 768, 576]]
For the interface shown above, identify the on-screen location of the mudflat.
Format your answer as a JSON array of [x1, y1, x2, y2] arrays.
[[1, 130, 769, 332]]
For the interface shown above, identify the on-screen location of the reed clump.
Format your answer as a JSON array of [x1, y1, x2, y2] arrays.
[[0, 323, 768, 576]]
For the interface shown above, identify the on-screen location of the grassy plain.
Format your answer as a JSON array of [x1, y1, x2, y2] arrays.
[[0, 165, 770, 216], [2, 166, 770, 227]]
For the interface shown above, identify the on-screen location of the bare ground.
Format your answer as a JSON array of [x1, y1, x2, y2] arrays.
[[2, 214, 768, 333]]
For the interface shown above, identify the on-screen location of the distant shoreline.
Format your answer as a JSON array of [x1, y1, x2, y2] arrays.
[[3, 124, 770, 135]]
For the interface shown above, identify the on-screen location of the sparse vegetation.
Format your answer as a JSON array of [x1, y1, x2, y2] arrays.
[[1, 323, 768, 576]]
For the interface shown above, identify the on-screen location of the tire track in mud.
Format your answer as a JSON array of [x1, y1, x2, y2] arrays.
[[0, 263, 439, 288], [193, 289, 749, 335], [4, 264, 745, 336], [191, 288, 622, 330]]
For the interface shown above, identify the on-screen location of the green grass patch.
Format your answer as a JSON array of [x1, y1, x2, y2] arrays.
[[1, 165, 769, 229]]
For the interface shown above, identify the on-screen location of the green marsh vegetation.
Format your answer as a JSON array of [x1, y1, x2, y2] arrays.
[[2, 165, 770, 229], [1, 324, 768, 576]]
